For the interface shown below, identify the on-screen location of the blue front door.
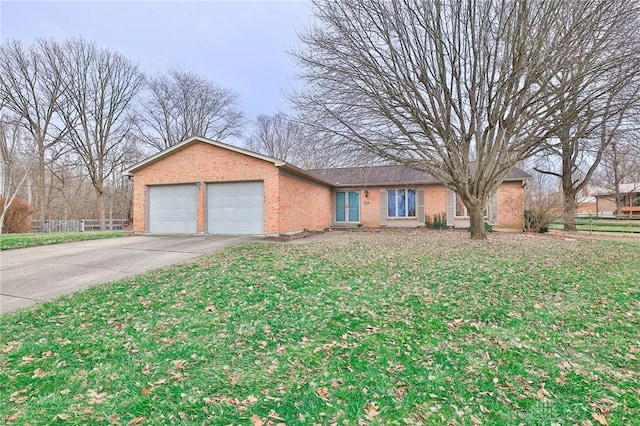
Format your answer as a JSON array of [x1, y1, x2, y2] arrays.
[[335, 191, 359, 222]]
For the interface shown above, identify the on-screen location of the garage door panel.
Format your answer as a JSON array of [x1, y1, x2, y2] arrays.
[[207, 181, 264, 235], [148, 184, 197, 234]]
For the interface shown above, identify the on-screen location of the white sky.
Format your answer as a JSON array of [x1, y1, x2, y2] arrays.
[[0, 0, 311, 121]]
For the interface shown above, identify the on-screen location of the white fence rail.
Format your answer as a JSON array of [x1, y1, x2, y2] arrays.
[[31, 219, 130, 233]]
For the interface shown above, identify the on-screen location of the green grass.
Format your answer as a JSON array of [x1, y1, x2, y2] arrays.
[[1, 230, 638, 425], [0, 231, 126, 250]]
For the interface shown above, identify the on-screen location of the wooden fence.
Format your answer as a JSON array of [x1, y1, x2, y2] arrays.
[[31, 219, 130, 233]]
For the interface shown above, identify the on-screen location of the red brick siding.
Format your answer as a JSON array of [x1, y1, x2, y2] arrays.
[[359, 189, 379, 227], [278, 174, 332, 233], [496, 182, 524, 230], [424, 185, 447, 221]]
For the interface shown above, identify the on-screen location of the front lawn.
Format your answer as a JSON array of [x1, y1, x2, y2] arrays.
[[1, 230, 638, 425], [0, 231, 126, 250]]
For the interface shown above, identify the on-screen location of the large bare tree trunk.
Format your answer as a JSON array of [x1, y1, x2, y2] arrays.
[[97, 187, 105, 231], [469, 208, 487, 240], [562, 191, 578, 232]]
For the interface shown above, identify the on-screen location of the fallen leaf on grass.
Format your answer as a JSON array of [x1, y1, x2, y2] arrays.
[[21, 355, 36, 364], [592, 413, 608, 425], [87, 389, 107, 404], [5, 412, 20, 423], [52, 413, 70, 421], [316, 387, 330, 400], [32, 368, 47, 378], [244, 395, 258, 405], [228, 374, 238, 385], [250, 414, 265, 426], [447, 319, 464, 330], [141, 387, 149, 396], [2, 341, 21, 354], [365, 402, 380, 420], [536, 389, 548, 403]]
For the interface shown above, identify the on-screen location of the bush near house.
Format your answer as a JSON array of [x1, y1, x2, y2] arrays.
[[524, 209, 554, 233], [0, 196, 35, 234], [425, 212, 447, 229]]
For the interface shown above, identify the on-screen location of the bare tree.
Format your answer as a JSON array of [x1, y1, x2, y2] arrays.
[[0, 39, 68, 221], [246, 113, 356, 169], [0, 116, 31, 232], [533, 1, 640, 230], [291, 0, 640, 239], [247, 113, 301, 162], [134, 68, 244, 151], [57, 39, 144, 229]]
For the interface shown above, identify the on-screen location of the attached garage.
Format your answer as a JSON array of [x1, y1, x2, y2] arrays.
[[147, 184, 197, 234], [206, 181, 264, 235], [124, 137, 350, 235]]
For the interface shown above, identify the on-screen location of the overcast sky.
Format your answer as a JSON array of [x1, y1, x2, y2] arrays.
[[0, 0, 311, 122]]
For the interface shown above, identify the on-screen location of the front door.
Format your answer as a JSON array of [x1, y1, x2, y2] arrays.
[[335, 191, 360, 222]]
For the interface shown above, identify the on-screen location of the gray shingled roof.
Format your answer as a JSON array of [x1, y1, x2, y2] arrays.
[[308, 165, 531, 187]]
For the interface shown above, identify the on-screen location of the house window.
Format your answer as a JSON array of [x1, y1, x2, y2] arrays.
[[388, 188, 416, 218], [454, 193, 488, 218]]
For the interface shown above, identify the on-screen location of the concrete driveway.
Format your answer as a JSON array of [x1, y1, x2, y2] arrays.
[[0, 235, 250, 313]]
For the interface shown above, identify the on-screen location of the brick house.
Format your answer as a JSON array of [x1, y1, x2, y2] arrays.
[[123, 136, 530, 234]]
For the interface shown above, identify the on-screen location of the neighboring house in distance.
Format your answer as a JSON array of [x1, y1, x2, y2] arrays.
[[590, 183, 640, 217], [122, 137, 530, 235]]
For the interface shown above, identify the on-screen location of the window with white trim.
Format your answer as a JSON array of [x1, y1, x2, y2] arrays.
[[387, 188, 416, 218], [454, 193, 488, 218]]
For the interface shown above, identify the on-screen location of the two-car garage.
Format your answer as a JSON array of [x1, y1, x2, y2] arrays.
[[147, 181, 264, 235], [125, 137, 332, 235]]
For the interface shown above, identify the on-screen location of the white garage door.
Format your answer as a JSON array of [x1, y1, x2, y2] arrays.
[[207, 181, 264, 235], [148, 184, 197, 233]]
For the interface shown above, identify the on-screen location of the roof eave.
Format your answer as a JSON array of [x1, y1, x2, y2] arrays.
[[121, 136, 285, 176]]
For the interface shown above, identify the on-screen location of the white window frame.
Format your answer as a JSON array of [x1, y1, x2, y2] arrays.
[[387, 188, 417, 218]]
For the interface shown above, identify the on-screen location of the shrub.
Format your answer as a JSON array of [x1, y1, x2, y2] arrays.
[[484, 221, 494, 233], [425, 212, 448, 229], [524, 209, 553, 233], [1, 197, 35, 234]]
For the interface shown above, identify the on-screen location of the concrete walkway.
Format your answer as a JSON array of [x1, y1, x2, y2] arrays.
[[0, 235, 250, 313]]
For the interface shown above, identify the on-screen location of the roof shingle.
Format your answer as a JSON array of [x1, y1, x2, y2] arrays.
[[309, 165, 531, 187]]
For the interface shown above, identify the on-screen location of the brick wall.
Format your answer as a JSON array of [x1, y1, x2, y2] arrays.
[[278, 173, 332, 233], [496, 182, 525, 230], [360, 189, 379, 227], [424, 185, 447, 220]]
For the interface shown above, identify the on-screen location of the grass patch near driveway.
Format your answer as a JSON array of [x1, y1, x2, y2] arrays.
[[0, 231, 125, 250], [1, 230, 638, 425]]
